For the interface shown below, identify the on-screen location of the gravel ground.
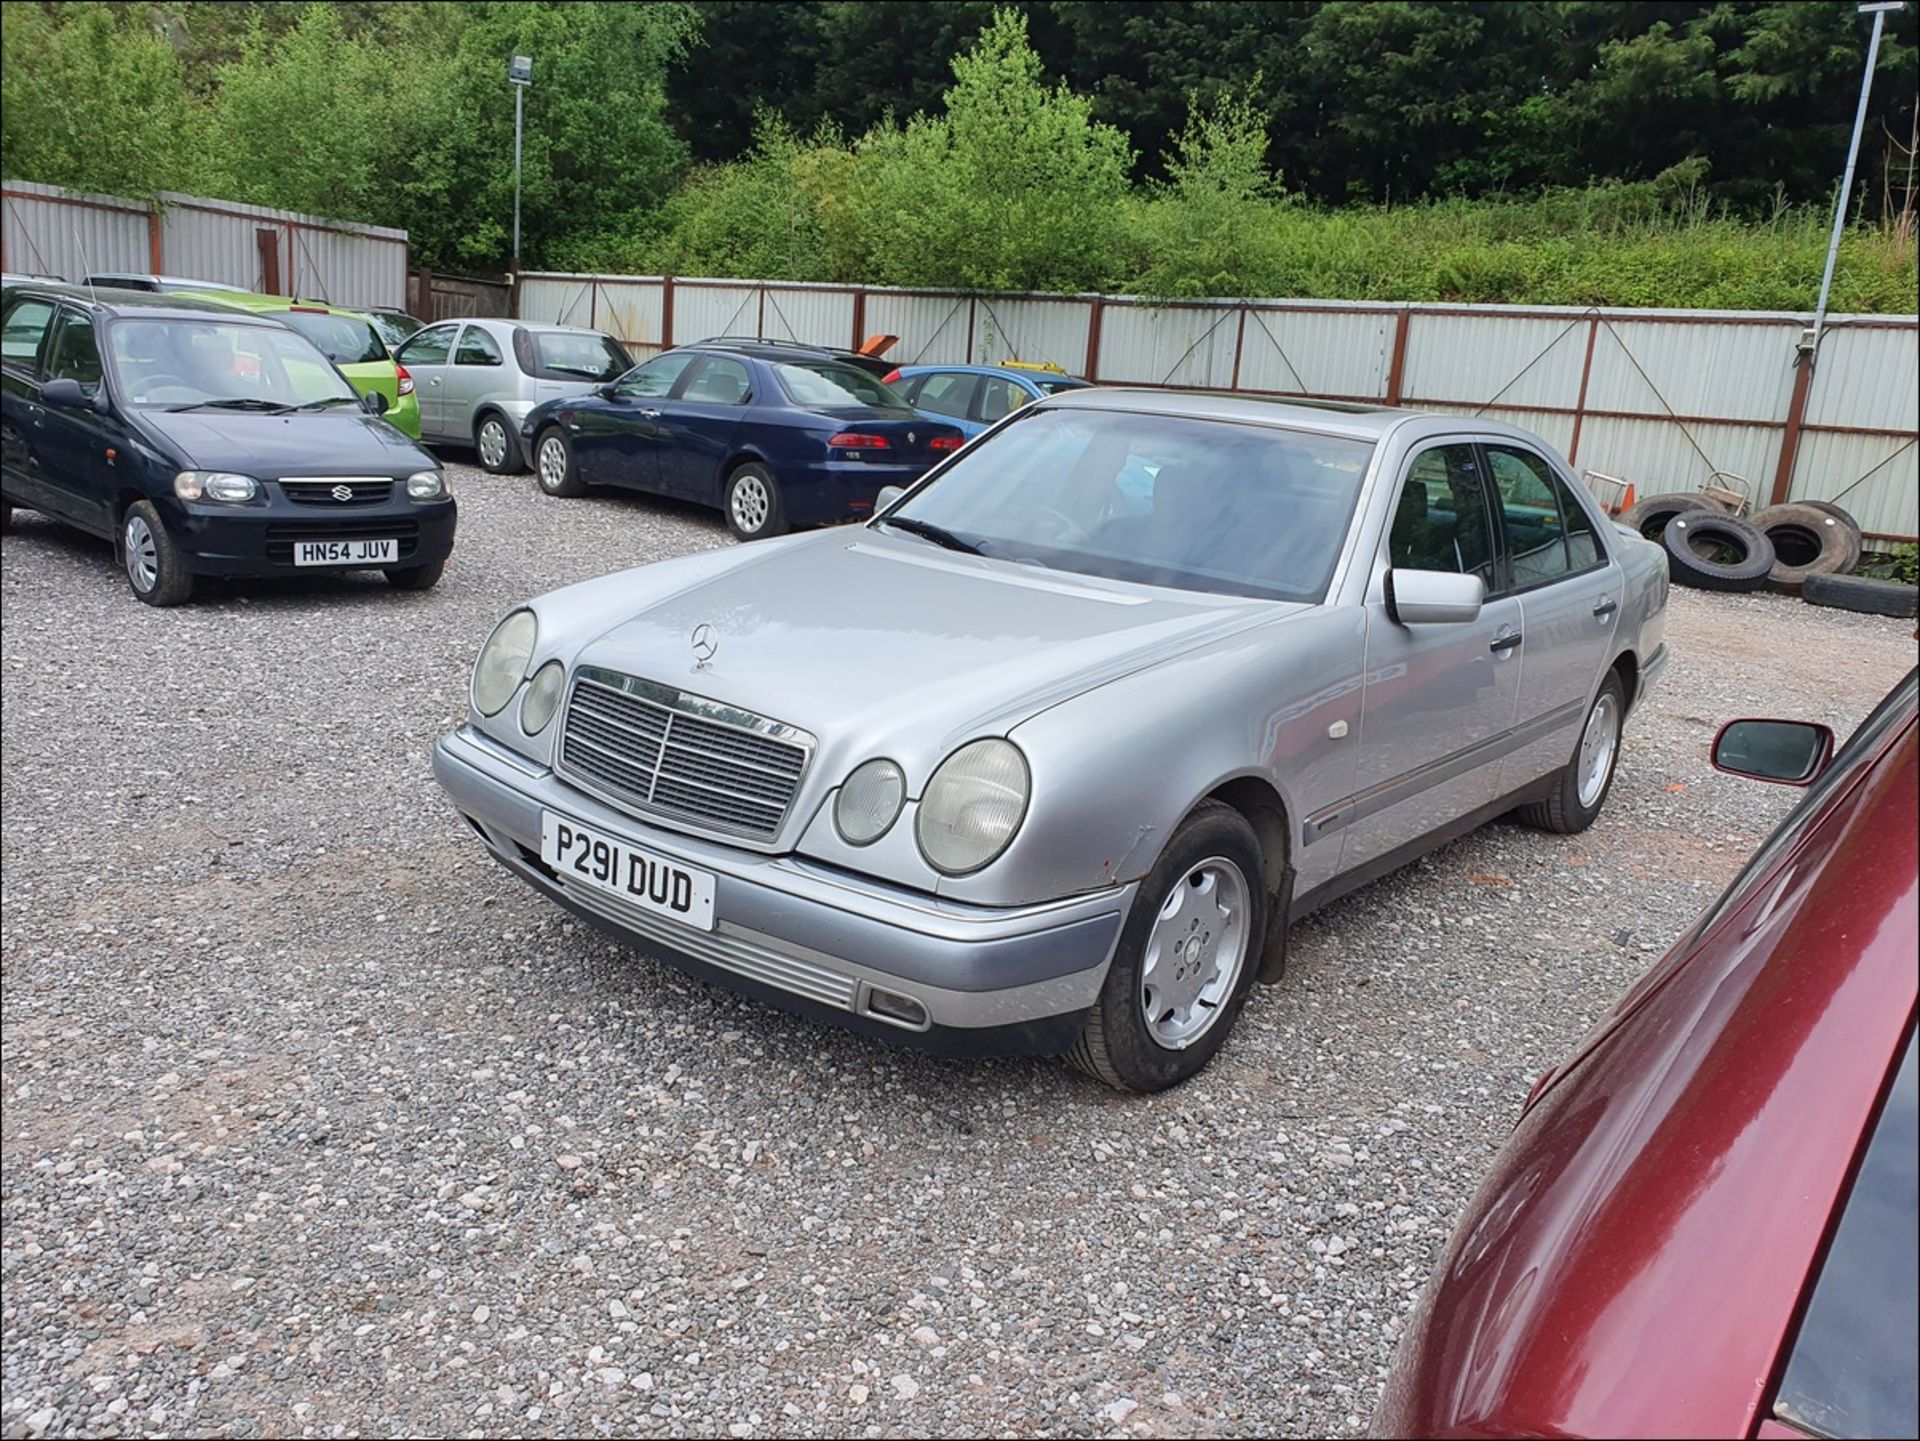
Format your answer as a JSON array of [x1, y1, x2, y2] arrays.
[[3, 465, 1914, 1440]]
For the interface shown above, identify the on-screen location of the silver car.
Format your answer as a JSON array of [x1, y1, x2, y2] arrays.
[[394, 318, 632, 474], [433, 391, 1670, 1091]]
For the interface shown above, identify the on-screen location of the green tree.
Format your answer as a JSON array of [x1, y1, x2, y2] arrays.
[[1136, 81, 1288, 298], [852, 8, 1134, 291], [0, 2, 202, 199]]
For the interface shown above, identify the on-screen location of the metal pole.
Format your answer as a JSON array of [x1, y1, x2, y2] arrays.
[[1812, 4, 1894, 352], [512, 83, 524, 279]]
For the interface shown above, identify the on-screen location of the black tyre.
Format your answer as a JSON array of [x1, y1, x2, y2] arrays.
[[384, 558, 446, 591], [1749, 502, 1861, 592], [534, 426, 585, 498], [1514, 670, 1626, 834], [1068, 800, 1269, 1093], [1802, 499, 1863, 535], [1661, 512, 1776, 593], [120, 500, 193, 607], [1801, 572, 1920, 619], [1618, 490, 1727, 542], [724, 462, 787, 541], [475, 412, 524, 475]]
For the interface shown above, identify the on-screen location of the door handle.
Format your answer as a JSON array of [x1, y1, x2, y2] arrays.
[[1490, 630, 1523, 654], [428, 377, 441, 386], [639, 408, 662, 418], [1592, 597, 1619, 620]]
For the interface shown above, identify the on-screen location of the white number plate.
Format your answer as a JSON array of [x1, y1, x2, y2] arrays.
[[294, 538, 397, 566], [540, 812, 716, 932]]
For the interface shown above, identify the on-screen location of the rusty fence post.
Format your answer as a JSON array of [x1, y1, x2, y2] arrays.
[[1567, 316, 1600, 465]]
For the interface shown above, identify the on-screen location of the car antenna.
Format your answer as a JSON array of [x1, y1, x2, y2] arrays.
[[73, 221, 98, 304]]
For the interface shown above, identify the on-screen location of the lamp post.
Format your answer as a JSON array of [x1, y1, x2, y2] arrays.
[[508, 54, 532, 284], [1810, 2, 1903, 354]]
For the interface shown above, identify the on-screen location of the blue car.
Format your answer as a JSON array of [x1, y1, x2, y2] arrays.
[[521, 341, 965, 541], [884, 361, 1093, 440]]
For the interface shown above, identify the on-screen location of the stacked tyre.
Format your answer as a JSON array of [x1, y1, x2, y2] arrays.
[[1745, 502, 1860, 593], [1660, 511, 1776, 594]]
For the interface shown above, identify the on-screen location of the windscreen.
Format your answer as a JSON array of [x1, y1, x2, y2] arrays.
[[279, 310, 388, 365], [881, 407, 1374, 602], [108, 318, 358, 409]]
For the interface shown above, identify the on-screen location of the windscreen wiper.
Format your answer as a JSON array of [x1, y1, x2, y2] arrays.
[[164, 397, 292, 413], [879, 516, 985, 555], [286, 396, 361, 412]]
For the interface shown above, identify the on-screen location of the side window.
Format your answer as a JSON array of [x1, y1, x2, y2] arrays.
[[914, 372, 979, 420], [615, 352, 695, 399], [977, 375, 1031, 424], [1388, 444, 1496, 586], [396, 326, 454, 367], [1485, 445, 1581, 588], [453, 326, 503, 367], [44, 311, 104, 396], [679, 356, 752, 405], [1773, 1029, 1917, 1441], [2, 298, 58, 372]]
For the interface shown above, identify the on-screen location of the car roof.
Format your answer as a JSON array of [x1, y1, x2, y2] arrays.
[[898, 362, 1088, 385], [1039, 385, 1414, 440], [685, 339, 870, 367], [0, 280, 286, 323]]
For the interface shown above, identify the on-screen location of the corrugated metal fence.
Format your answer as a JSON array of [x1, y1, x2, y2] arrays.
[[2, 179, 407, 311], [520, 272, 1919, 542]]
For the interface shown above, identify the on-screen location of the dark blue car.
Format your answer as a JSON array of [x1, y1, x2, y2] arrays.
[[519, 340, 965, 540], [1, 283, 454, 607]]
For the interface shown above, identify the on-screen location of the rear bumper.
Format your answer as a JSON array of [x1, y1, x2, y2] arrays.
[[782, 458, 938, 525], [166, 494, 456, 576], [432, 726, 1128, 1055]]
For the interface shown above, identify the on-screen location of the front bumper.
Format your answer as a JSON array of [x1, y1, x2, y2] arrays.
[[432, 726, 1130, 1055], [165, 493, 456, 577]]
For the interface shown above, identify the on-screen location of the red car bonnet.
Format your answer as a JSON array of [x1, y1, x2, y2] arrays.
[[1375, 709, 1918, 1439]]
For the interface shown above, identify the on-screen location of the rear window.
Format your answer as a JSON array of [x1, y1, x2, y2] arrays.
[[1036, 378, 1090, 394], [278, 310, 387, 365], [526, 330, 631, 381], [774, 361, 906, 409]]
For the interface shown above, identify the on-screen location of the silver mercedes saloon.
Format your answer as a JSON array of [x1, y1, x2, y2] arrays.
[[433, 389, 1670, 1091]]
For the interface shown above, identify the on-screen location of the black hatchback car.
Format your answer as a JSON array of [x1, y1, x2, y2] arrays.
[[0, 284, 455, 606]]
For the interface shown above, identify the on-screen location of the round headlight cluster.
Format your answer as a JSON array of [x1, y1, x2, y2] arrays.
[[406, 469, 448, 500], [520, 659, 565, 735], [834, 759, 905, 845], [174, 471, 260, 503], [915, 739, 1030, 875], [472, 609, 537, 716]]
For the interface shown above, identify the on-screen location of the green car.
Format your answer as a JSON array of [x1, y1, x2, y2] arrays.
[[177, 291, 421, 439]]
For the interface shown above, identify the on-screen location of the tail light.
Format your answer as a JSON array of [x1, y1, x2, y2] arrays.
[[928, 435, 963, 452], [396, 363, 415, 397], [828, 432, 891, 449], [882, 368, 901, 384]]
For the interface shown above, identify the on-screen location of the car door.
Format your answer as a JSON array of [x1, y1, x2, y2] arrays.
[[441, 323, 508, 444], [572, 351, 696, 490], [975, 374, 1036, 429], [394, 323, 456, 438], [0, 294, 62, 514], [1341, 442, 1524, 871], [1481, 442, 1623, 794], [909, 371, 983, 437], [650, 354, 753, 502], [30, 306, 123, 536]]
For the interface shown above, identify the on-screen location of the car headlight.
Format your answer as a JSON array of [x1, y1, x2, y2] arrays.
[[174, 471, 259, 503], [915, 739, 1029, 875], [406, 469, 447, 500], [835, 758, 905, 846], [520, 659, 565, 735], [472, 609, 537, 717]]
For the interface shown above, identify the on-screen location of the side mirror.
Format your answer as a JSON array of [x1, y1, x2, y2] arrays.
[[875, 485, 907, 515], [1711, 718, 1834, 786], [1386, 569, 1484, 625], [595, 382, 621, 400], [42, 377, 96, 411], [361, 390, 390, 416]]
